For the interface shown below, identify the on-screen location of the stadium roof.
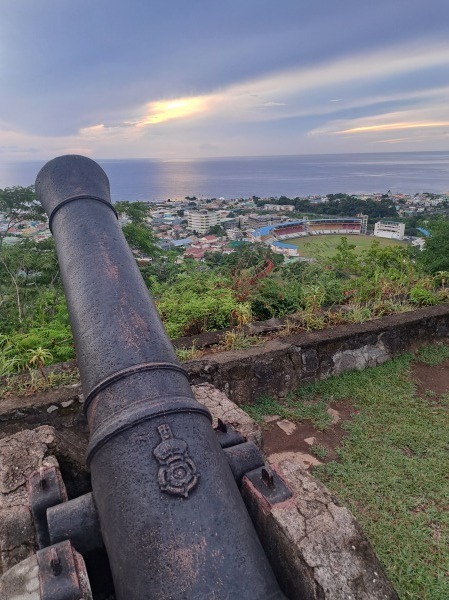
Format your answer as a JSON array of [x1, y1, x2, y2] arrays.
[[416, 227, 431, 237], [271, 241, 297, 250]]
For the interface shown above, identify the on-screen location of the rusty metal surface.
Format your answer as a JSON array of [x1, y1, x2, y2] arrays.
[[82, 361, 188, 414], [37, 541, 87, 600], [36, 155, 286, 600], [27, 466, 68, 549], [48, 492, 103, 554], [214, 418, 246, 448], [48, 194, 118, 233], [223, 441, 265, 485], [244, 466, 293, 505]]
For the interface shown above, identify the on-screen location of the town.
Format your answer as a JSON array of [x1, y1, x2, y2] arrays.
[[3, 190, 448, 261]]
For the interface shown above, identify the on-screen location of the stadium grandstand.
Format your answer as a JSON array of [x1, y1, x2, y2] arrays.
[[250, 216, 367, 245]]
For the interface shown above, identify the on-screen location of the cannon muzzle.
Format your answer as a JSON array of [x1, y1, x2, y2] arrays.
[[35, 155, 285, 600]]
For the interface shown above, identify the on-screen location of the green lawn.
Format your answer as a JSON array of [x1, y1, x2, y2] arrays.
[[247, 343, 449, 600], [287, 234, 406, 258]]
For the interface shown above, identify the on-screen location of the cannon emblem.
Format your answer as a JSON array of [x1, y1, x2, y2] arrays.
[[154, 424, 198, 498]]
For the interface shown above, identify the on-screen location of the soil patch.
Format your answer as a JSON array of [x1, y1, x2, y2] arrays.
[[411, 358, 449, 401], [262, 399, 356, 466]]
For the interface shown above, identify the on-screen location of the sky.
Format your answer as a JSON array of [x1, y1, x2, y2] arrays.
[[1, 0, 449, 161]]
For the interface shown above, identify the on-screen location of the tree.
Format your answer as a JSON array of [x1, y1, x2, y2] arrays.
[[114, 201, 149, 225], [206, 224, 225, 236], [122, 223, 160, 257], [0, 238, 61, 331], [333, 237, 358, 272], [0, 186, 46, 248], [419, 219, 449, 273]]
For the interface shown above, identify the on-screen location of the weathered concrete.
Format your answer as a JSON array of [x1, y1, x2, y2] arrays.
[[193, 382, 262, 446], [242, 459, 399, 600], [186, 304, 449, 403], [0, 548, 93, 600], [0, 427, 58, 574], [0, 554, 40, 600]]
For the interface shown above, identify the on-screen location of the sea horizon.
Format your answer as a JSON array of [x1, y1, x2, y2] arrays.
[[1, 150, 448, 202]]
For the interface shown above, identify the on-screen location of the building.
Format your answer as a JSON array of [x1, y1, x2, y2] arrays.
[[374, 221, 405, 240], [187, 210, 219, 234], [247, 214, 282, 229], [264, 204, 295, 212], [270, 240, 299, 257]]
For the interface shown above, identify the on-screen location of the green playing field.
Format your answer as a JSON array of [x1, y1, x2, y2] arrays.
[[287, 234, 406, 258]]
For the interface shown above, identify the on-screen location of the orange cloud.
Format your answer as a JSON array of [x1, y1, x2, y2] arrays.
[[337, 121, 449, 134], [136, 96, 212, 126]]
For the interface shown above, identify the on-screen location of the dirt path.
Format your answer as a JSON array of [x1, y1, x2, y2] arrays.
[[262, 358, 449, 470]]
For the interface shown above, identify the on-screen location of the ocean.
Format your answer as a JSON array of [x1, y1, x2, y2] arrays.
[[1, 151, 448, 202]]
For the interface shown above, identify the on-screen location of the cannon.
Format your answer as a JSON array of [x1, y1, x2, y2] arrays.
[[29, 155, 288, 599]]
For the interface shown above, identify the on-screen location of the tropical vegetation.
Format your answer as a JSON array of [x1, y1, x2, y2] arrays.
[[1, 188, 449, 376]]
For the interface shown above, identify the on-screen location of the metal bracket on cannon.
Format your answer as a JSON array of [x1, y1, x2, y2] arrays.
[[27, 421, 291, 554]]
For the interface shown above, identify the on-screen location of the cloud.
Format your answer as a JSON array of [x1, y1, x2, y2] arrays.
[[2, 32, 449, 158], [338, 121, 449, 134], [259, 102, 287, 107], [135, 96, 213, 126], [74, 38, 449, 138]]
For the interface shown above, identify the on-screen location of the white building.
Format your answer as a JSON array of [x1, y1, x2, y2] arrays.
[[374, 221, 405, 240], [264, 204, 295, 212], [187, 210, 219, 234]]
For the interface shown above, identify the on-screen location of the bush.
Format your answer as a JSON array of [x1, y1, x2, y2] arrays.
[[155, 273, 246, 337], [409, 286, 437, 306]]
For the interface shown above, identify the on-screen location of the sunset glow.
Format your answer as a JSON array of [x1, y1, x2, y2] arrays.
[[137, 96, 211, 126], [338, 121, 449, 134]]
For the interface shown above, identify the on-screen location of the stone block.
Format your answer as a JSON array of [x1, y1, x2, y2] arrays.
[[0, 507, 35, 574], [332, 342, 389, 376], [302, 348, 319, 374], [0, 426, 56, 495], [0, 554, 40, 600], [192, 383, 262, 447], [0, 427, 59, 575], [241, 459, 399, 600]]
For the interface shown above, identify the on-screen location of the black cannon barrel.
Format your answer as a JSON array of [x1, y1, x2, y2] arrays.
[[36, 155, 285, 600]]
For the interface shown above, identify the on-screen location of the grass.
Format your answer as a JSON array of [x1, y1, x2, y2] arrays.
[[175, 342, 203, 362], [287, 234, 406, 259], [267, 343, 449, 600], [245, 393, 331, 430], [221, 330, 262, 351], [310, 444, 328, 460], [0, 368, 80, 398], [415, 342, 449, 366]]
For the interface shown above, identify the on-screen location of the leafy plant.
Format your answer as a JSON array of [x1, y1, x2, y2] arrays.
[[27, 346, 53, 379], [175, 342, 202, 362], [221, 330, 260, 351], [409, 286, 437, 306], [310, 444, 328, 460]]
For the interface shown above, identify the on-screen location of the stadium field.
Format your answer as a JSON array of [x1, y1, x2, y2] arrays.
[[287, 234, 407, 258]]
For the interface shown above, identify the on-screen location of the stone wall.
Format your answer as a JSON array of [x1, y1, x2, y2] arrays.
[[185, 304, 449, 403]]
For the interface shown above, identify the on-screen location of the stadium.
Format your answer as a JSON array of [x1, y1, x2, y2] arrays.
[[250, 216, 368, 256]]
